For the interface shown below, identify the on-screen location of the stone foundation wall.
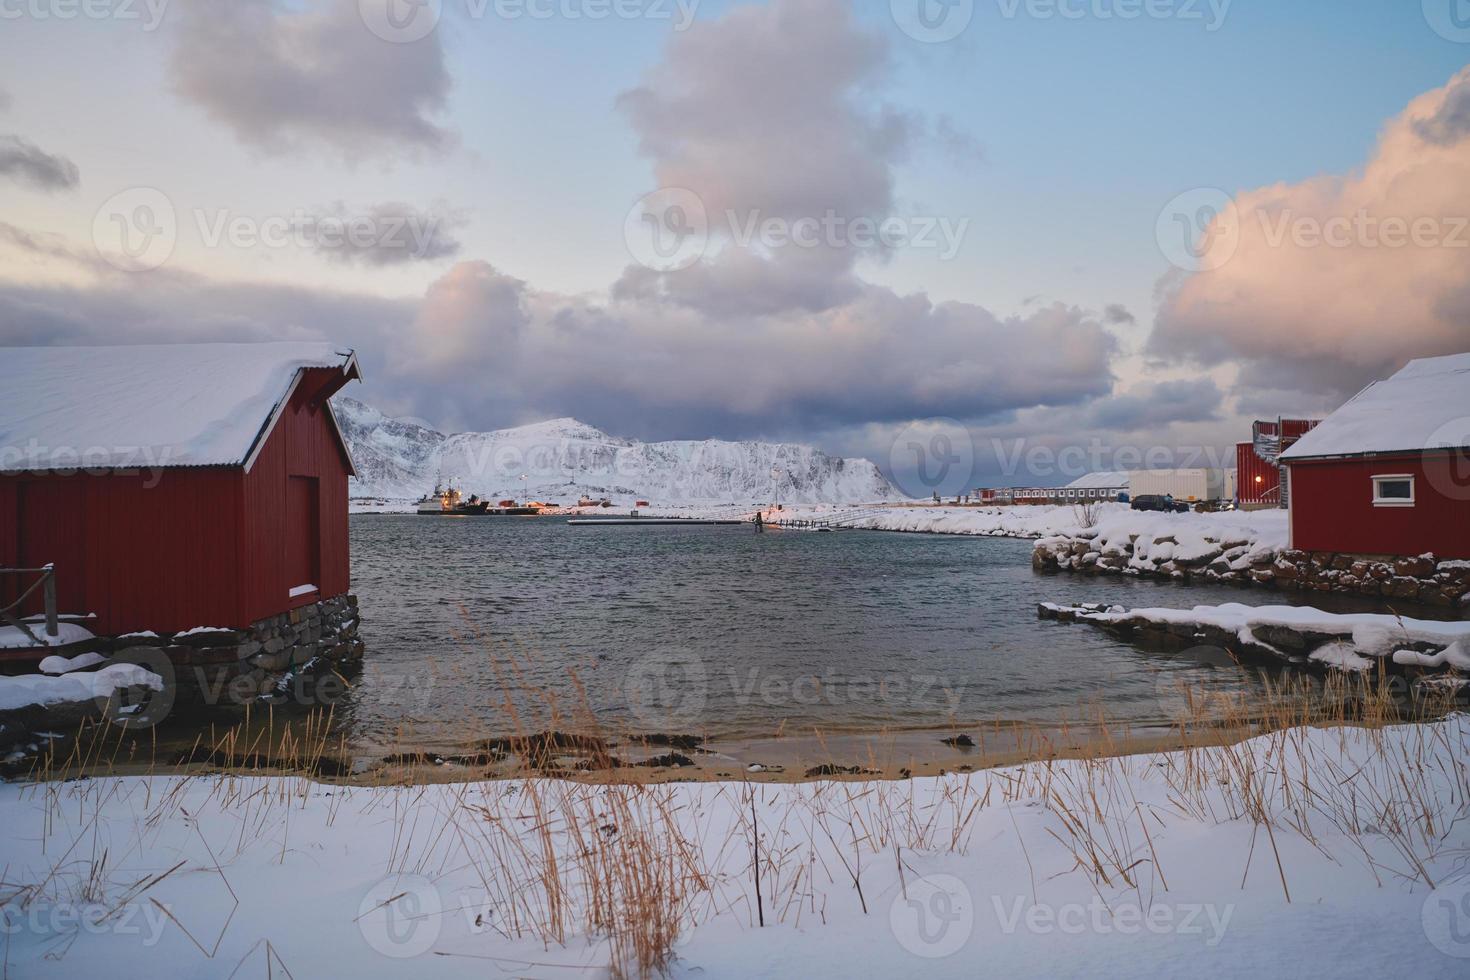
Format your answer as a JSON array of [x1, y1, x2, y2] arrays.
[[1269, 552, 1470, 608], [1, 596, 364, 769], [37, 594, 362, 710]]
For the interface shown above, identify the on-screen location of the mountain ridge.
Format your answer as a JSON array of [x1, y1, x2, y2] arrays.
[[333, 396, 900, 504]]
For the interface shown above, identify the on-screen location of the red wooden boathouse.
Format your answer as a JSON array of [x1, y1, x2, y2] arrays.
[[0, 343, 361, 635], [1280, 353, 1470, 559]]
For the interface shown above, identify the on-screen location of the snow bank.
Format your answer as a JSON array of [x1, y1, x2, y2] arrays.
[[644, 502, 1129, 538], [0, 719, 1467, 977], [0, 663, 163, 711]]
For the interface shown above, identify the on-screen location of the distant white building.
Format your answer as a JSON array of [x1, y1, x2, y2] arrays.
[[1058, 471, 1130, 502]]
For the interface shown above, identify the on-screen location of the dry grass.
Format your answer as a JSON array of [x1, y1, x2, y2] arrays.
[[4, 654, 1468, 975]]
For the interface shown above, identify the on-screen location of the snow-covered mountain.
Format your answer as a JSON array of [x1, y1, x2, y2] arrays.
[[333, 397, 899, 504]]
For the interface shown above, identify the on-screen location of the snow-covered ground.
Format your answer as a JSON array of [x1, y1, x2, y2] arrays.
[[2, 719, 1468, 977], [634, 501, 1289, 547]]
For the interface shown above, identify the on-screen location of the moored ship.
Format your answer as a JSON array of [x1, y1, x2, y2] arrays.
[[415, 484, 491, 515]]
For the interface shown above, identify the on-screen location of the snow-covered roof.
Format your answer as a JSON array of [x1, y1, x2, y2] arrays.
[[1281, 352, 1470, 462], [1064, 471, 1129, 489], [0, 342, 359, 473]]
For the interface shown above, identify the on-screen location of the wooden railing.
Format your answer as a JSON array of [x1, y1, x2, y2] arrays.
[[1, 566, 59, 645]]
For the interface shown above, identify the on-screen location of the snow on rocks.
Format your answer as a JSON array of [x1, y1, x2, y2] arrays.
[[37, 652, 108, 675], [0, 663, 163, 712], [1034, 509, 1288, 585], [1040, 600, 1470, 673]]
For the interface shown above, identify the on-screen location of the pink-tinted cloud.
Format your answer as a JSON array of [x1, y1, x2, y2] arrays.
[[1151, 66, 1470, 400]]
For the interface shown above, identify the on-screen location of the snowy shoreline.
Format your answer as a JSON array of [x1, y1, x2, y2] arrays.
[[1, 717, 1467, 977]]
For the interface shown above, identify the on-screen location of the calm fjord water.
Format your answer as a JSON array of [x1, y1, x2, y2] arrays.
[[343, 516, 1352, 750]]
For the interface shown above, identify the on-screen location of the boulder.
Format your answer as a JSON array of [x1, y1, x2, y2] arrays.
[[1395, 554, 1436, 579]]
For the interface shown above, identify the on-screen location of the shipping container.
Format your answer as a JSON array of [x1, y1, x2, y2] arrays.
[[1126, 468, 1227, 503]]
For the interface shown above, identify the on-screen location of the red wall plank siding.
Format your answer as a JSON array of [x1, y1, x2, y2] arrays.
[[1287, 453, 1470, 559], [0, 468, 244, 633], [239, 370, 351, 624]]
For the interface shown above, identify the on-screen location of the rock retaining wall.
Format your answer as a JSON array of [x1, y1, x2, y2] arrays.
[[1034, 529, 1470, 609], [15, 595, 362, 716]]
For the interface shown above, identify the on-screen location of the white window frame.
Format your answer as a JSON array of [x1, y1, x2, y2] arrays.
[[1371, 473, 1415, 508]]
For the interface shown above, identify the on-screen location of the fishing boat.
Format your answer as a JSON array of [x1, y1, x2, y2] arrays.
[[415, 484, 490, 515]]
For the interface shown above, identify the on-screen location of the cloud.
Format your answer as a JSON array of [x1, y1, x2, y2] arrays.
[[618, 0, 897, 227], [1151, 66, 1470, 403], [0, 134, 80, 192], [307, 201, 464, 266], [170, 0, 451, 157], [1082, 378, 1223, 430], [386, 260, 1118, 438], [0, 0, 1206, 471], [0, 87, 11, 112], [1103, 303, 1135, 325]]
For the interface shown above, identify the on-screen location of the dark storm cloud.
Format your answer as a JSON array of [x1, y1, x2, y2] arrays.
[[170, 0, 452, 156], [0, 134, 80, 192], [1103, 303, 1135, 325]]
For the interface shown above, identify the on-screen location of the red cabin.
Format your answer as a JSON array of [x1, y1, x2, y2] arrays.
[[0, 343, 361, 635], [1281, 354, 1470, 559]]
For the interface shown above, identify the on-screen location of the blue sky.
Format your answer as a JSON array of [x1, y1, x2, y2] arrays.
[[2, 0, 1468, 490]]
